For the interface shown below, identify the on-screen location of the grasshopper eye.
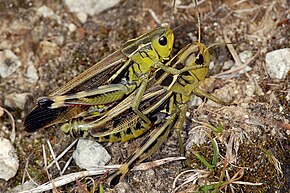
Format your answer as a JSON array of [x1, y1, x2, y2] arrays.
[[37, 97, 53, 108], [158, 36, 167, 46], [195, 53, 204, 65]]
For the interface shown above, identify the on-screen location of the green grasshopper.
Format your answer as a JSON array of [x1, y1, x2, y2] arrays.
[[60, 31, 228, 186], [106, 40, 229, 186], [24, 20, 179, 132]]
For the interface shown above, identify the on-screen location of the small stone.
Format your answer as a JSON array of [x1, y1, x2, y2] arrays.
[[245, 81, 256, 97], [76, 12, 88, 24], [0, 50, 22, 78], [186, 128, 208, 150], [188, 95, 203, 107], [53, 36, 65, 46], [4, 93, 30, 110], [68, 23, 77, 32], [64, 0, 121, 16], [26, 52, 39, 83], [11, 181, 37, 192], [239, 50, 253, 63], [265, 48, 290, 80], [0, 138, 19, 181], [223, 60, 234, 70], [38, 40, 60, 59], [73, 139, 111, 170], [37, 5, 55, 18], [286, 92, 290, 102], [209, 61, 214, 70]]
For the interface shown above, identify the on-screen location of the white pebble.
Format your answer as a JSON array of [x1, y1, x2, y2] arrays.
[[73, 139, 111, 170], [0, 138, 19, 181], [265, 48, 290, 80], [0, 50, 22, 78]]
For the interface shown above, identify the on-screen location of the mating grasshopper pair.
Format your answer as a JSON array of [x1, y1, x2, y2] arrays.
[[24, 1, 228, 188]]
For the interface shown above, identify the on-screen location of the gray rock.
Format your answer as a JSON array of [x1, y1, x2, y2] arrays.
[[265, 48, 290, 80], [73, 139, 111, 170], [64, 0, 121, 16], [4, 93, 30, 110], [0, 138, 19, 181], [223, 60, 234, 70], [10, 181, 37, 193], [0, 50, 22, 78], [188, 95, 203, 107], [238, 50, 253, 64]]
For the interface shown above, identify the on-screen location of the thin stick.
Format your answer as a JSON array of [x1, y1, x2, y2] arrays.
[[47, 139, 78, 169], [46, 140, 61, 175]]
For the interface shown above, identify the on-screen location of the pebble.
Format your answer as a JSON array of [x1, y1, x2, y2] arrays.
[[245, 81, 256, 97], [10, 181, 37, 193], [0, 50, 22, 78], [73, 138, 111, 170], [265, 48, 290, 80], [76, 12, 88, 24], [238, 50, 253, 63], [188, 95, 203, 107], [26, 52, 39, 83], [64, 0, 121, 16], [185, 128, 208, 150], [68, 23, 77, 32], [38, 40, 59, 58], [37, 5, 55, 18], [0, 138, 19, 181], [4, 93, 30, 110], [222, 60, 234, 70]]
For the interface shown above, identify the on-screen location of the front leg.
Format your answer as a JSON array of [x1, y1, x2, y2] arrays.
[[131, 76, 152, 125]]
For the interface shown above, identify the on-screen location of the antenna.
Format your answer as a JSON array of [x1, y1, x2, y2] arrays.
[[168, 0, 177, 28], [194, 0, 201, 43]]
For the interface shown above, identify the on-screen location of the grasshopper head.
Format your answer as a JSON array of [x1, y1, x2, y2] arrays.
[[150, 27, 174, 61]]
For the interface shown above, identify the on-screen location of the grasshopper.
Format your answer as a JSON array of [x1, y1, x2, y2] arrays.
[[106, 41, 229, 186], [24, 0, 229, 189], [24, 1, 200, 133], [103, 9, 230, 186], [24, 6, 181, 132], [63, 27, 228, 186]]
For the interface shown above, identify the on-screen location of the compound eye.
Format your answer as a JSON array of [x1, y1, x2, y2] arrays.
[[37, 97, 53, 108], [195, 53, 204, 65], [158, 36, 167, 46]]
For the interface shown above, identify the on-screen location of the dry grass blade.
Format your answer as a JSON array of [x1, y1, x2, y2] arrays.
[[171, 170, 210, 193], [211, 49, 259, 79], [46, 140, 61, 175], [47, 139, 78, 169], [19, 157, 184, 193]]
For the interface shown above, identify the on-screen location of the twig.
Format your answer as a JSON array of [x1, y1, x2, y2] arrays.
[[46, 140, 61, 175], [61, 156, 73, 175], [211, 50, 259, 79], [147, 9, 161, 25], [47, 139, 78, 169]]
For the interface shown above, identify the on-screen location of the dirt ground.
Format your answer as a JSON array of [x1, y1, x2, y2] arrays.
[[0, 0, 289, 192]]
